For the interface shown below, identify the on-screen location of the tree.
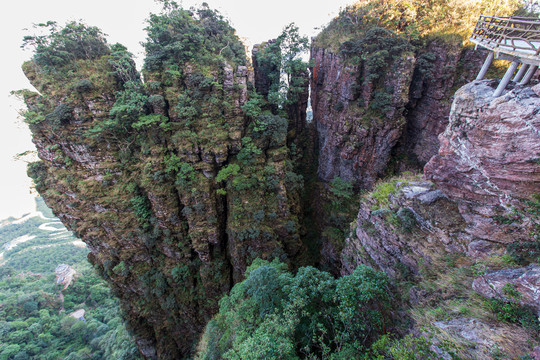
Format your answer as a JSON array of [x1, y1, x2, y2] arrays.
[[255, 24, 309, 112]]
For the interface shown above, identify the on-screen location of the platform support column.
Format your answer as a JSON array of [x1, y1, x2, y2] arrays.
[[493, 61, 519, 97], [513, 64, 529, 82], [476, 52, 494, 80], [519, 65, 538, 85]]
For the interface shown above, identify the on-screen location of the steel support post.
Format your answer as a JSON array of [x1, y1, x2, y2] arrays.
[[513, 64, 529, 82], [493, 61, 519, 97], [476, 52, 495, 80], [519, 65, 538, 85]]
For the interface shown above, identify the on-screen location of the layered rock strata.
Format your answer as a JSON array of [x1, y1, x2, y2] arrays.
[[310, 37, 486, 188]]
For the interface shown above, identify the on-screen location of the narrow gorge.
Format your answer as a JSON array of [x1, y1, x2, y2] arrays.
[[17, 1, 540, 359]]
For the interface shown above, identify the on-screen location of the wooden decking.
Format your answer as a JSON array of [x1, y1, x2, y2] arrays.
[[471, 15, 540, 96]]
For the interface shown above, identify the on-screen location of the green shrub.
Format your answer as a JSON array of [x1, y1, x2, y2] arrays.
[[253, 113, 288, 148], [329, 176, 354, 204], [143, 4, 246, 72], [73, 79, 94, 93], [484, 284, 540, 331], [242, 93, 264, 118], [45, 103, 73, 128], [371, 180, 398, 209], [396, 207, 417, 232], [109, 43, 140, 83], [216, 164, 240, 183], [27, 161, 48, 189], [177, 163, 196, 186], [237, 137, 262, 163], [130, 195, 152, 221], [507, 241, 540, 265]]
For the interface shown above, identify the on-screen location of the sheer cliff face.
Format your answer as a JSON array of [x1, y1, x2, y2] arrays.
[[310, 36, 486, 188], [311, 45, 414, 188], [20, 6, 538, 359], [339, 80, 540, 359], [22, 13, 308, 359], [340, 79, 540, 284]]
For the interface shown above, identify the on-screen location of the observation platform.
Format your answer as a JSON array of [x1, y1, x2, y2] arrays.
[[471, 15, 540, 96]]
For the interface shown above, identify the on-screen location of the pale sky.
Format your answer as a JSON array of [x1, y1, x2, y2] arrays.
[[0, 0, 352, 220]]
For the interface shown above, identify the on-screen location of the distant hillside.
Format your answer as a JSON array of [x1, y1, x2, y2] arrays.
[[0, 197, 88, 272], [0, 198, 141, 359]]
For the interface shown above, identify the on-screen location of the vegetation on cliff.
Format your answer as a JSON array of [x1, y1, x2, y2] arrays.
[[18, 3, 313, 358], [314, 0, 525, 50]]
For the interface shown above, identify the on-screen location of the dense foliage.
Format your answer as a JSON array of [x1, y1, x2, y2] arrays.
[[19, 4, 311, 357], [196, 259, 393, 359], [16, 1, 540, 358], [253, 24, 309, 112], [22, 21, 110, 71]]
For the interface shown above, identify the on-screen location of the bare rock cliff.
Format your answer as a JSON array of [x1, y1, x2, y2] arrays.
[[425, 80, 540, 243], [311, 44, 415, 188]]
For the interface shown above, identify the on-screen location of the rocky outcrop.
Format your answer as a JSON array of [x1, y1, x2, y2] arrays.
[[340, 78, 540, 359], [22, 15, 309, 359], [425, 80, 540, 243], [472, 265, 540, 315], [342, 79, 540, 279], [340, 177, 472, 279], [431, 317, 534, 360]]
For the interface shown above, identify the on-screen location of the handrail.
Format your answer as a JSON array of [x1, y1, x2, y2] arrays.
[[471, 15, 540, 95], [470, 15, 540, 56]]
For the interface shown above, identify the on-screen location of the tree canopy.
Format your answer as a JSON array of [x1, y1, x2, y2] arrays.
[[196, 259, 393, 359]]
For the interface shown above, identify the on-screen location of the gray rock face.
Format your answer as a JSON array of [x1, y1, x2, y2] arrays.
[[472, 264, 540, 315], [466, 240, 502, 258], [340, 179, 472, 279], [432, 317, 533, 360], [425, 80, 540, 243]]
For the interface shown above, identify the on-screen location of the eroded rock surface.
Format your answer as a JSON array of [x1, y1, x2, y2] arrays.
[[310, 38, 486, 188], [425, 80, 540, 243], [310, 45, 415, 188], [400, 41, 487, 166], [340, 178, 471, 279], [472, 265, 540, 315]]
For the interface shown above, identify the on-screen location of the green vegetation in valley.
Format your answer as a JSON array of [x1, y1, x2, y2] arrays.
[[0, 199, 140, 360], [196, 259, 394, 359]]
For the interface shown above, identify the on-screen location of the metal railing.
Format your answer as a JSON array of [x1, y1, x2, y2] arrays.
[[470, 15, 540, 57]]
